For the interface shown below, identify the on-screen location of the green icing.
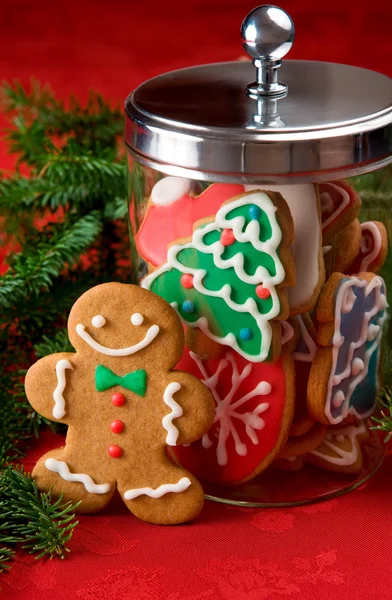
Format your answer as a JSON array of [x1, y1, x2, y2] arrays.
[[95, 365, 147, 395], [149, 271, 264, 356], [175, 246, 274, 310], [224, 205, 273, 240]]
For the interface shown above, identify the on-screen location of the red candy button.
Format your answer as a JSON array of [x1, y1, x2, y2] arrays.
[[220, 229, 235, 246], [111, 420, 124, 434], [181, 274, 194, 289], [108, 444, 123, 458], [256, 285, 271, 299], [112, 392, 125, 406]]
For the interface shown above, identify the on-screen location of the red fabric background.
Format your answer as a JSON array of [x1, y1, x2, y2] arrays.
[[1, 0, 392, 598]]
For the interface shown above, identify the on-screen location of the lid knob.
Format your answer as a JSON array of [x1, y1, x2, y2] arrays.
[[241, 5, 295, 97]]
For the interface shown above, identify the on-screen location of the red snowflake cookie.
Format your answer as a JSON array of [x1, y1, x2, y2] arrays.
[[173, 348, 294, 484]]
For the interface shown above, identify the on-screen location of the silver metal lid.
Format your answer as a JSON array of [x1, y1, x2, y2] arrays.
[[125, 5, 392, 183]]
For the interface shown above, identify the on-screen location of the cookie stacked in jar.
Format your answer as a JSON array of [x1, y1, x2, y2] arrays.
[[125, 6, 392, 505]]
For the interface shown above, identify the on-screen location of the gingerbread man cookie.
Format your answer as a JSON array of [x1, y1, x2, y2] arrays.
[[25, 283, 215, 525]]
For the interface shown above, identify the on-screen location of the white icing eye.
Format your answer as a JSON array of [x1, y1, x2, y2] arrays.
[[131, 313, 144, 326], [92, 315, 106, 328]]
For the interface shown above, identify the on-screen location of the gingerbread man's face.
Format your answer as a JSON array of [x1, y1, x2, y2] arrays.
[[68, 283, 184, 370]]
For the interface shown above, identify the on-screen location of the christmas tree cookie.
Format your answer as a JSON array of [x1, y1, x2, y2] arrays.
[[143, 190, 295, 363]]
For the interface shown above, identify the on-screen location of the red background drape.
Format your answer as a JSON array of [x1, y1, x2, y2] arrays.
[[1, 1, 392, 598]]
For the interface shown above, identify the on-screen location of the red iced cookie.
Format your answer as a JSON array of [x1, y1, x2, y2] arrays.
[[319, 180, 361, 245], [172, 348, 294, 484], [136, 178, 245, 266]]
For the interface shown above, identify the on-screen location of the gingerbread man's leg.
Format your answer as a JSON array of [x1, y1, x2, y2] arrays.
[[33, 447, 116, 514], [117, 451, 205, 525]]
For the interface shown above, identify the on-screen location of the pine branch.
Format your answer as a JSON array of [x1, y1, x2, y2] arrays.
[[0, 467, 79, 565], [0, 79, 133, 573], [35, 329, 73, 358], [0, 152, 126, 215], [0, 213, 103, 309], [371, 384, 392, 443], [1, 80, 123, 159], [0, 546, 15, 572]]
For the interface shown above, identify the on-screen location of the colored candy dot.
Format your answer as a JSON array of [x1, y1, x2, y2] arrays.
[[111, 420, 125, 434], [108, 444, 123, 458], [256, 285, 271, 299], [249, 205, 261, 220], [182, 300, 195, 314], [181, 274, 194, 289], [112, 392, 126, 407], [239, 328, 253, 341], [220, 229, 236, 246]]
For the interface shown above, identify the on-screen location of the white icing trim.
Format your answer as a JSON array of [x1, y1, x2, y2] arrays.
[[76, 323, 160, 356], [190, 351, 271, 466], [53, 359, 73, 419], [162, 382, 183, 446], [325, 276, 387, 424], [321, 184, 350, 231], [359, 222, 382, 272], [151, 177, 192, 206], [351, 357, 365, 376], [323, 245, 332, 255], [293, 315, 317, 363], [310, 421, 366, 466], [45, 458, 111, 494], [124, 477, 191, 500], [131, 313, 144, 326], [281, 320, 295, 345]]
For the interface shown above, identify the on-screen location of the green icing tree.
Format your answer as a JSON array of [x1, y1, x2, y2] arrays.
[[144, 194, 286, 362]]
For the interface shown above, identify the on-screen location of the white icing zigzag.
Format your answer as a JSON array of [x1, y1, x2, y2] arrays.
[[162, 382, 183, 446], [53, 359, 73, 419], [190, 351, 271, 466], [124, 477, 191, 500], [45, 458, 111, 494]]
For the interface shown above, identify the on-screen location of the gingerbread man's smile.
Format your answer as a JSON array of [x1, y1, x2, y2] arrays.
[[76, 312, 160, 356]]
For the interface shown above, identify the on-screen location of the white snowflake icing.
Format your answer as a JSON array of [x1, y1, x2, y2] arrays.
[[189, 351, 271, 466]]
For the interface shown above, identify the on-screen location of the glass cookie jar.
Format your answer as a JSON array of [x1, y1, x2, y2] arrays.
[[125, 5, 392, 506]]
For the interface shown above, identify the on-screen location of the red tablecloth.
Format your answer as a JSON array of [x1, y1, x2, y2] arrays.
[[1, 1, 392, 598]]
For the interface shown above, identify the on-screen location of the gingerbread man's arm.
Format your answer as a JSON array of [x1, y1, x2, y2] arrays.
[[25, 352, 78, 424], [162, 371, 215, 446]]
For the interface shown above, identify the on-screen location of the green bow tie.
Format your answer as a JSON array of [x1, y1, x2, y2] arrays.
[[95, 365, 147, 395]]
